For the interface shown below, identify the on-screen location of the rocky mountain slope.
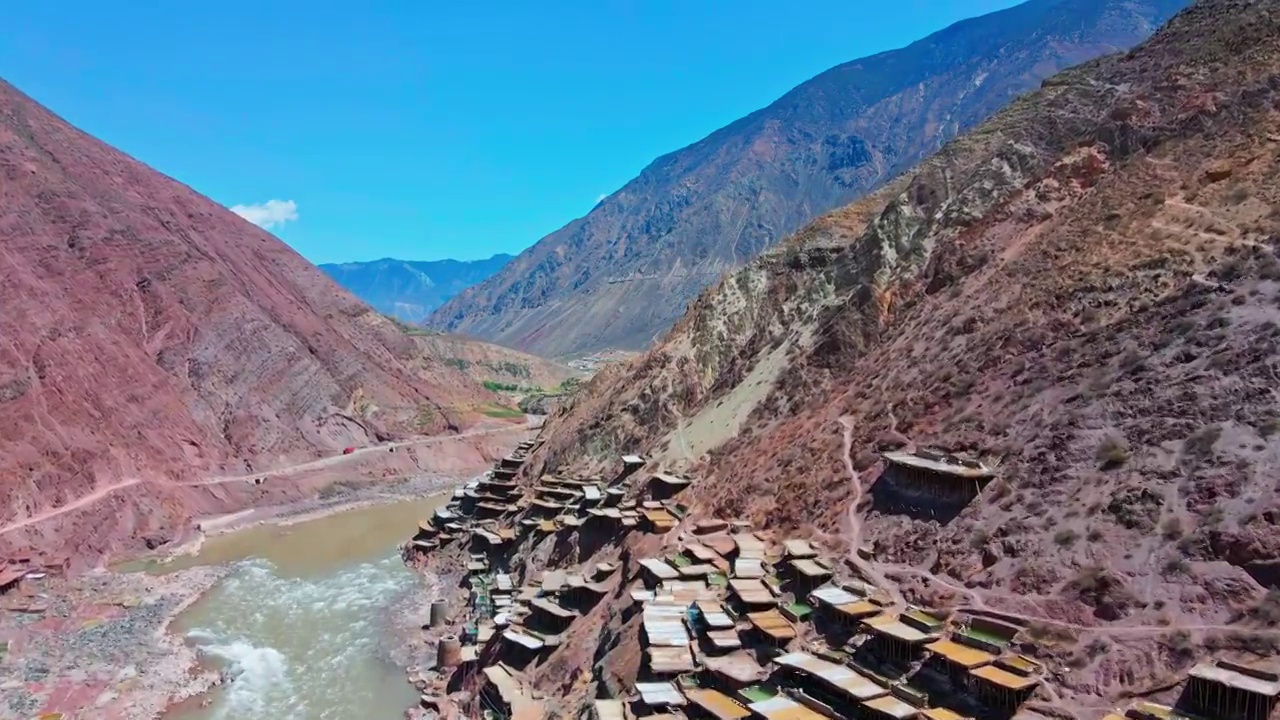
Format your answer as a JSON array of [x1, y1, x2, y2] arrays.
[[409, 334, 581, 391], [430, 0, 1189, 357], [320, 254, 512, 323], [518, 0, 1280, 703], [0, 78, 504, 561]]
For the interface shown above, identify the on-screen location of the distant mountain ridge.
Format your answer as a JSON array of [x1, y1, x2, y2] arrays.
[[429, 0, 1189, 357], [321, 254, 513, 323]]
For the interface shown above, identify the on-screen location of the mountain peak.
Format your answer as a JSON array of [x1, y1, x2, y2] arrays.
[[429, 0, 1191, 357], [319, 254, 514, 323]]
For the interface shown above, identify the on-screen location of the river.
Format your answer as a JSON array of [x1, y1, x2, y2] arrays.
[[159, 494, 448, 720]]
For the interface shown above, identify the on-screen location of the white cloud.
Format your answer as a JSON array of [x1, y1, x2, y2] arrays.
[[231, 199, 299, 229], [595, 193, 608, 204]]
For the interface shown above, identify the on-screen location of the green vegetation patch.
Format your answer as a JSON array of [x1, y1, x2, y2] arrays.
[[482, 380, 547, 393], [385, 314, 433, 336], [479, 404, 524, 419], [482, 360, 532, 379]]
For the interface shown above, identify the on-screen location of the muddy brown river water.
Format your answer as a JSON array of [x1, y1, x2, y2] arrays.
[[159, 494, 449, 720]]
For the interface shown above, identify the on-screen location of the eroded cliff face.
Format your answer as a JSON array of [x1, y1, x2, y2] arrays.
[[0, 78, 502, 561], [431, 0, 1190, 358], [526, 0, 1280, 646]]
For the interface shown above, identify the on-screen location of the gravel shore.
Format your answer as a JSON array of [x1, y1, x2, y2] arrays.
[[1, 473, 466, 720], [0, 565, 228, 720]]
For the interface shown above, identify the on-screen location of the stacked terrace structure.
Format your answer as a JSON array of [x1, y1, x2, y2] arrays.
[[874, 450, 995, 519], [408, 435, 1072, 720], [1184, 659, 1280, 720]]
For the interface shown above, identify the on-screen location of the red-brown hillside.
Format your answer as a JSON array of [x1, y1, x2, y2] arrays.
[[517, 0, 1280, 705], [0, 78, 499, 561]]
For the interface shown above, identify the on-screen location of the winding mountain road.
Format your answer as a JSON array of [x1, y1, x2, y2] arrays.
[[0, 420, 537, 537], [0, 479, 145, 536]]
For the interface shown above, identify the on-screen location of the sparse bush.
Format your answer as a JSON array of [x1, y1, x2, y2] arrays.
[[1228, 184, 1252, 205], [1185, 424, 1223, 461], [1161, 516, 1185, 540], [1097, 434, 1131, 470], [969, 529, 991, 550], [988, 480, 1012, 500], [1073, 566, 1106, 594], [1085, 636, 1111, 657], [1086, 527, 1104, 542], [1107, 487, 1163, 531], [1054, 528, 1080, 547], [1162, 556, 1190, 575], [1249, 588, 1280, 626], [1206, 506, 1227, 527], [1027, 621, 1077, 644], [1258, 418, 1280, 438], [1118, 347, 1145, 374], [1167, 630, 1196, 660]]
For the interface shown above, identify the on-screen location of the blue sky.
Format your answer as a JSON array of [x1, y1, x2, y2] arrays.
[[2, 1, 1023, 264]]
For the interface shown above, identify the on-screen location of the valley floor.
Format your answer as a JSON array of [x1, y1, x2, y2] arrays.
[[0, 423, 538, 720]]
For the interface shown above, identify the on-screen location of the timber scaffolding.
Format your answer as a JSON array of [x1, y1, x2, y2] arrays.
[[407, 442, 1065, 720], [873, 450, 995, 519], [0, 561, 27, 595], [613, 520, 1054, 720], [1097, 658, 1280, 720]]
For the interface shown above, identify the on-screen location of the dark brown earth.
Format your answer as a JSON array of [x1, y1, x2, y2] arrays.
[[430, 0, 1189, 357], [507, 0, 1280, 710], [0, 78, 511, 565]]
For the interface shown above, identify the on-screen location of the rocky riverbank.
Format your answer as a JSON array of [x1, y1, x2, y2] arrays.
[[0, 565, 229, 720], [389, 550, 471, 720], [0, 475, 464, 720]]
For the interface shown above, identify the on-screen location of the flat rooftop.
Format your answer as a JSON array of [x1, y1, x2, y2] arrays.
[[970, 664, 1039, 691], [883, 450, 994, 479], [749, 695, 826, 720], [925, 639, 995, 669], [773, 652, 887, 701], [863, 694, 920, 719], [1189, 661, 1280, 696]]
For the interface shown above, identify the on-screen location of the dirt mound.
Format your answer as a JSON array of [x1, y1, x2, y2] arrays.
[[0, 78, 501, 562]]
